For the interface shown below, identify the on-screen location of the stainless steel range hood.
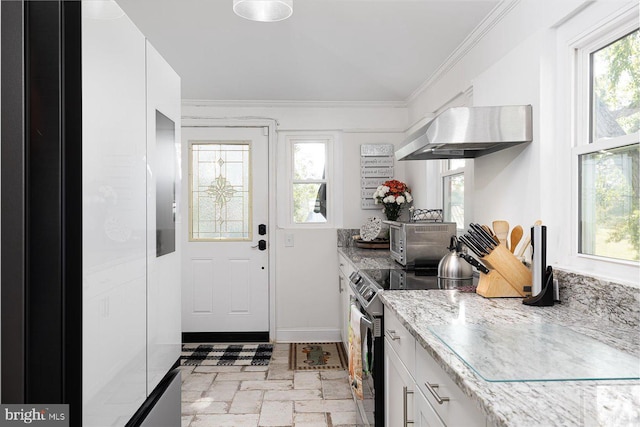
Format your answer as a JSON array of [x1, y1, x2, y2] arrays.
[[396, 105, 533, 160]]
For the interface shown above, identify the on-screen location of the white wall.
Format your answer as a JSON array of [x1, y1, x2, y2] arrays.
[[182, 102, 408, 341], [407, 0, 638, 285]]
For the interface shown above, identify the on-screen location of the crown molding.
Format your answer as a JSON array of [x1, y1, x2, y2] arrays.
[[182, 98, 408, 109], [406, 0, 521, 104]]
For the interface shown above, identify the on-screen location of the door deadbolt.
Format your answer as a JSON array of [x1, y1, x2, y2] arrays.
[[258, 224, 267, 235]]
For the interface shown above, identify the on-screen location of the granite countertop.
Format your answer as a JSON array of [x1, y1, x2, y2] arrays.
[[337, 247, 640, 426], [379, 291, 640, 427], [338, 247, 401, 270]]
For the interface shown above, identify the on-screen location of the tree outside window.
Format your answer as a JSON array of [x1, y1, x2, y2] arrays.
[[292, 141, 328, 224], [579, 29, 639, 262]]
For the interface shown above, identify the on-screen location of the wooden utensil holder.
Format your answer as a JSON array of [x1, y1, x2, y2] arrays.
[[476, 270, 527, 298], [477, 243, 532, 298]]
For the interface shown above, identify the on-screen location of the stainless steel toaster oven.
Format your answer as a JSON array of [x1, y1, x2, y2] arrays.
[[386, 221, 456, 268]]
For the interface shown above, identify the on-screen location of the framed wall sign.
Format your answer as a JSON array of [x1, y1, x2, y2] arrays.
[[360, 144, 394, 210]]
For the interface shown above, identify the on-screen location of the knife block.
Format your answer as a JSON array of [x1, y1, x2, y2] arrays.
[[476, 270, 527, 298], [477, 243, 532, 298]]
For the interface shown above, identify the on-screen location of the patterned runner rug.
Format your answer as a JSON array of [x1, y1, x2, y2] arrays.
[[181, 343, 273, 366], [289, 342, 347, 371]]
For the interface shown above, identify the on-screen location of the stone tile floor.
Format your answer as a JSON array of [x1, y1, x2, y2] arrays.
[[180, 343, 358, 427]]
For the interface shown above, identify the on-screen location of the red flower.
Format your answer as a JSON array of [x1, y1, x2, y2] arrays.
[[382, 179, 410, 197]]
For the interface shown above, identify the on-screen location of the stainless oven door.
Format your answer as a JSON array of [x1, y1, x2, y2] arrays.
[[351, 297, 376, 427]]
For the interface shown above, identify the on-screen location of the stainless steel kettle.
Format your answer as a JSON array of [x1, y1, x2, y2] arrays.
[[437, 236, 473, 289]]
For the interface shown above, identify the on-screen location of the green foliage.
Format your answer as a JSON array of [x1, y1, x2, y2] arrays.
[[589, 146, 639, 261], [589, 30, 640, 260], [292, 144, 326, 223], [593, 29, 640, 135]]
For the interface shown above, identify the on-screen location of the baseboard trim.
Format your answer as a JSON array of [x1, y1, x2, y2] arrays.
[[276, 328, 341, 343], [182, 331, 269, 343]]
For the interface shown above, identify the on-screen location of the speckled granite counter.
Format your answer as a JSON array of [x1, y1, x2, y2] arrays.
[[337, 247, 401, 270], [379, 291, 640, 427]]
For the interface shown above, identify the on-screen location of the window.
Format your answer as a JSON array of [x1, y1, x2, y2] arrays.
[[441, 159, 472, 230], [278, 133, 340, 228], [291, 139, 328, 224], [576, 28, 639, 263], [189, 142, 251, 241]]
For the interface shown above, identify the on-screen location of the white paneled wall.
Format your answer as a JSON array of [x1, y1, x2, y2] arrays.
[[82, 2, 181, 425]]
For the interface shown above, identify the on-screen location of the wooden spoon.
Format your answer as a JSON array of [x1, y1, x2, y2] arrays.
[[492, 220, 510, 247], [509, 225, 523, 253], [515, 220, 542, 257]]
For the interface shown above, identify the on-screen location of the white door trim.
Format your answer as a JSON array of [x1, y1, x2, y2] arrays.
[[181, 116, 278, 342]]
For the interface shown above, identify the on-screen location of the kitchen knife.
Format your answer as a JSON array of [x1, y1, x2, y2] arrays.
[[465, 232, 491, 255], [458, 235, 484, 258], [471, 223, 500, 246], [458, 253, 490, 274], [468, 227, 496, 252]]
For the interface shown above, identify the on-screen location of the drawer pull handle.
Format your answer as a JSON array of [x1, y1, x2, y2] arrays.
[[385, 330, 400, 341], [424, 382, 450, 404], [402, 386, 414, 426]]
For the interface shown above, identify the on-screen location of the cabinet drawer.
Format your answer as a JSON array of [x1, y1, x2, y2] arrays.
[[415, 344, 485, 427], [384, 308, 415, 377], [415, 387, 446, 427]]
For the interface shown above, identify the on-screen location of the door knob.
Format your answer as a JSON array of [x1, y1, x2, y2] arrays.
[[251, 240, 267, 251]]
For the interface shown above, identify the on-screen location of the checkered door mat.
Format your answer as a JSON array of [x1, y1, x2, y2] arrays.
[[181, 343, 273, 366]]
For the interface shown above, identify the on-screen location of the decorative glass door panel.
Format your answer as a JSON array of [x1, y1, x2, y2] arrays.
[[190, 142, 251, 241]]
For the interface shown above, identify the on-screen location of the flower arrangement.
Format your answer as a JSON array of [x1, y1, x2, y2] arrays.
[[373, 179, 413, 221]]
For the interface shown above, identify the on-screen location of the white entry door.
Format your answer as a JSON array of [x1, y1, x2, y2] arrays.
[[181, 127, 269, 332]]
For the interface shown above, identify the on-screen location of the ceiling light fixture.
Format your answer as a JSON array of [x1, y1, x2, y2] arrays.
[[233, 0, 293, 22]]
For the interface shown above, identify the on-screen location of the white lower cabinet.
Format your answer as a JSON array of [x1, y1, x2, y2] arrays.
[[415, 387, 446, 427], [415, 344, 485, 426], [384, 309, 486, 427], [384, 338, 415, 427]]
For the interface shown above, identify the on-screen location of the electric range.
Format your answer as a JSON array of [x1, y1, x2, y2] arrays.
[[349, 267, 446, 317], [348, 265, 477, 426]]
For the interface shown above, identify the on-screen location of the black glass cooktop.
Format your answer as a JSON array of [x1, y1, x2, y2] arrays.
[[359, 268, 439, 290], [359, 268, 477, 292]]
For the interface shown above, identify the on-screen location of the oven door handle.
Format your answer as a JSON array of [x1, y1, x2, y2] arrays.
[[360, 315, 373, 373]]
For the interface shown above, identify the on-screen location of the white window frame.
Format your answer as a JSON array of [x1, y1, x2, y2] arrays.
[[440, 159, 474, 232], [569, 8, 639, 279], [281, 133, 341, 228]]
